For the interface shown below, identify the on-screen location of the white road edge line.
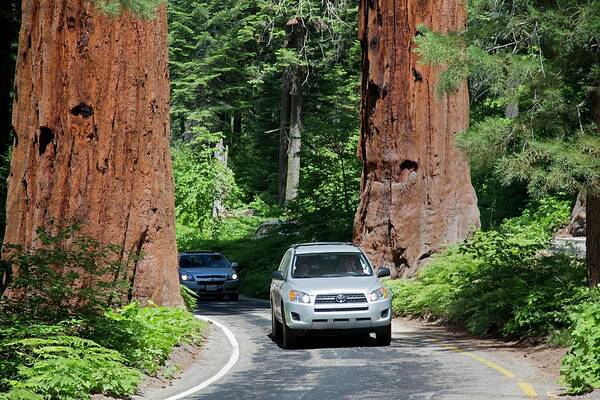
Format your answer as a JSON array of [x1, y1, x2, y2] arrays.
[[164, 315, 240, 400]]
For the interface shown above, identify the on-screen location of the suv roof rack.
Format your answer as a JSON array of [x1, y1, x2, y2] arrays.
[[291, 242, 356, 248]]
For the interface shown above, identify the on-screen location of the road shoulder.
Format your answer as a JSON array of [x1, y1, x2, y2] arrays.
[[136, 317, 235, 400]]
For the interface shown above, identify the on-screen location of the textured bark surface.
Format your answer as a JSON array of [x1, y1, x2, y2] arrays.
[[587, 192, 599, 287], [567, 192, 586, 237], [354, 0, 480, 277], [278, 72, 290, 206], [6, 1, 183, 306], [285, 74, 301, 202]]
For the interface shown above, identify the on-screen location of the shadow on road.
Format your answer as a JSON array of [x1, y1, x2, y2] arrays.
[[268, 332, 381, 350]]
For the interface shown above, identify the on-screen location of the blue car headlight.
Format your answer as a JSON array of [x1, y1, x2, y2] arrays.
[[180, 273, 192, 281]]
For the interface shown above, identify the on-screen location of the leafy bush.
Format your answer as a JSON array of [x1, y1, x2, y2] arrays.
[[2, 226, 135, 321], [3, 336, 140, 400], [0, 227, 207, 398], [387, 197, 585, 337], [560, 292, 600, 394], [180, 284, 198, 312], [86, 302, 206, 374]]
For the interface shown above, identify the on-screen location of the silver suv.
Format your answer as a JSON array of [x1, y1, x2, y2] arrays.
[[270, 242, 392, 348]]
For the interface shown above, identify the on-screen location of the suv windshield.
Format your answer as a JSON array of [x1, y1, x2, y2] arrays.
[[292, 252, 373, 278], [179, 254, 229, 268]]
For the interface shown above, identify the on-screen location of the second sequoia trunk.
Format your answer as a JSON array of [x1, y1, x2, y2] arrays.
[[354, 0, 480, 277]]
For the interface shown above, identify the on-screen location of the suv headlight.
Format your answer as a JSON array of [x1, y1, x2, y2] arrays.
[[180, 273, 192, 281], [370, 287, 388, 301], [229, 273, 238, 280], [289, 290, 311, 304]]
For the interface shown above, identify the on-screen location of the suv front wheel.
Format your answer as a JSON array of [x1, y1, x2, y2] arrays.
[[271, 303, 282, 339], [376, 324, 392, 346], [281, 304, 297, 349]]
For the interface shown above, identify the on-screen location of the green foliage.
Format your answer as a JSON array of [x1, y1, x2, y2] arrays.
[[172, 136, 239, 240], [168, 0, 361, 239], [0, 303, 206, 398], [3, 336, 140, 400], [2, 226, 135, 321], [560, 291, 600, 394], [415, 0, 600, 197], [86, 302, 206, 374], [180, 285, 198, 312], [387, 197, 585, 337], [0, 227, 206, 398], [95, 0, 163, 19]]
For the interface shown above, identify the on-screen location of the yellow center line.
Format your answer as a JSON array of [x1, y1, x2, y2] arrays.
[[429, 338, 538, 399]]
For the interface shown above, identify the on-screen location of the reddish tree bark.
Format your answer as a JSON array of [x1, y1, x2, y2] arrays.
[[5, 1, 183, 306], [354, 0, 480, 277], [588, 86, 600, 288]]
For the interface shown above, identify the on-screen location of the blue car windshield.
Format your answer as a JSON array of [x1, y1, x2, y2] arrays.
[[292, 253, 373, 278], [179, 255, 229, 268]]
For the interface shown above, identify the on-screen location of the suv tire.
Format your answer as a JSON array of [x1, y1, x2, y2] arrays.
[[229, 294, 239, 301], [376, 324, 392, 346], [281, 305, 297, 349], [271, 304, 282, 340]]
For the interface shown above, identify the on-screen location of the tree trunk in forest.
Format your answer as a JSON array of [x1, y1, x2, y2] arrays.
[[0, 0, 19, 159], [588, 86, 600, 288], [278, 73, 291, 206], [354, 0, 480, 277], [567, 192, 586, 237], [285, 72, 302, 202], [5, 1, 183, 306], [587, 192, 599, 287]]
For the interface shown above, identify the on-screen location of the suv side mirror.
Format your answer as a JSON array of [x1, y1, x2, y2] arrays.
[[231, 262, 239, 270], [377, 267, 391, 278], [271, 270, 285, 281]]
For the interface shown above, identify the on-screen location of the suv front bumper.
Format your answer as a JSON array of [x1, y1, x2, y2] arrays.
[[181, 279, 239, 295], [282, 298, 392, 332]]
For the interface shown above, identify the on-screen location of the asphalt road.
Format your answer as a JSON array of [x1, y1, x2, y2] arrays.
[[159, 297, 566, 400]]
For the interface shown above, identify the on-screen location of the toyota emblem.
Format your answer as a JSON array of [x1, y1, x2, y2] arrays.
[[335, 294, 347, 303]]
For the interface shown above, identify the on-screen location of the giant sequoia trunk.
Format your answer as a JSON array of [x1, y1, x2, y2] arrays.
[[5, 1, 183, 306], [354, 0, 480, 277], [588, 87, 600, 288]]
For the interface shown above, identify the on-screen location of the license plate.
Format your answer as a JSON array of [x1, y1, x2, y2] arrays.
[[206, 285, 218, 291]]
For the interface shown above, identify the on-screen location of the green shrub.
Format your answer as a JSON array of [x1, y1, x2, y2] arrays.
[[88, 302, 206, 374], [2, 226, 135, 321], [2, 336, 140, 400], [387, 197, 585, 337], [180, 284, 198, 312], [560, 292, 600, 394]]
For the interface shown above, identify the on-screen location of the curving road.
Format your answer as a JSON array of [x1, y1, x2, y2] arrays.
[[157, 297, 568, 400]]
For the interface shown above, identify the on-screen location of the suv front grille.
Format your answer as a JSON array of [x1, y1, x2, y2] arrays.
[[315, 294, 367, 304], [195, 275, 227, 284]]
